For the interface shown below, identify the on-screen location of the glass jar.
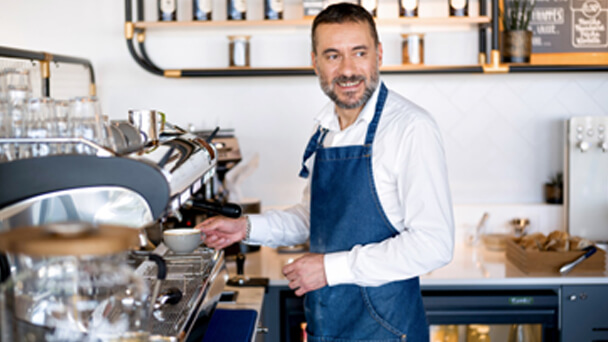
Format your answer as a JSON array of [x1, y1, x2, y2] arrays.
[[0, 254, 150, 342], [401, 33, 425, 65], [228, 35, 251, 67], [399, 0, 418, 17], [0, 223, 155, 342]]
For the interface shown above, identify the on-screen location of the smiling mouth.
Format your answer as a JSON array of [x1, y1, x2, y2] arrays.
[[337, 80, 362, 87]]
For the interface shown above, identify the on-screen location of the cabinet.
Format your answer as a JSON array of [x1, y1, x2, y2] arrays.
[[561, 285, 608, 342], [124, 0, 608, 77]]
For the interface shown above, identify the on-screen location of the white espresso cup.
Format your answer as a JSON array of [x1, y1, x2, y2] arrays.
[[163, 228, 202, 254]]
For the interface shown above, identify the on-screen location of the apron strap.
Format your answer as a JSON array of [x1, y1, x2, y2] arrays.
[[300, 82, 387, 178], [364, 82, 388, 146], [299, 127, 329, 178]]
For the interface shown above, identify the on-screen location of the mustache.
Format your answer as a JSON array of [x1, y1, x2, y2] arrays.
[[332, 75, 365, 85]]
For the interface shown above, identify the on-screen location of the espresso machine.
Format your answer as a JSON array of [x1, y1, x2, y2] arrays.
[[565, 116, 608, 243], [0, 45, 240, 340], [0, 114, 232, 341]]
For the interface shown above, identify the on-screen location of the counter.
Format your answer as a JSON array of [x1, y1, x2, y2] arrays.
[[224, 243, 608, 342], [227, 243, 608, 286]]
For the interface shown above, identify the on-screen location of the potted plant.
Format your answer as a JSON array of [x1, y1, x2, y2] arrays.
[[544, 172, 563, 204], [501, 0, 535, 63]]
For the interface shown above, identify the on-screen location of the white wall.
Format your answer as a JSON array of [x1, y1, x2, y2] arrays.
[[1, 0, 607, 216]]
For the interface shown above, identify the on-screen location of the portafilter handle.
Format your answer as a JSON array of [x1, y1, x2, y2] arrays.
[[184, 199, 242, 218]]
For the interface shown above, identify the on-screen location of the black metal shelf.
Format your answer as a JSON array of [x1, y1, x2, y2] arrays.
[[0, 45, 96, 96]]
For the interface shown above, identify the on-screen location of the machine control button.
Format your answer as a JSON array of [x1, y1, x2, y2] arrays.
[[587, 129, 594, 137], [577, 140, 590, 152], [599, 141, 608, 153], [577, 125, 584, 132], [579, 293, 588, 300], [569, 294, 577, 301]]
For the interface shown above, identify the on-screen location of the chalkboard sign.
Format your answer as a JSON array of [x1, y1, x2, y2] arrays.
[[529, 0, 608, 53]]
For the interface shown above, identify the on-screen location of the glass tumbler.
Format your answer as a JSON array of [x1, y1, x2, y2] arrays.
[[54, 99, 72, 154], [0, 68, 33, 160], [68, 96, 107, 155], [25, 98, 58, 158]]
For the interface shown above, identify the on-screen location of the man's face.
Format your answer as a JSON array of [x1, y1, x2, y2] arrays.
[[312, 21, 383, 110]]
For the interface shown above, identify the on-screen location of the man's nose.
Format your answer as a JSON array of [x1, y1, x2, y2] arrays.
[[338, 56, 356, 76]]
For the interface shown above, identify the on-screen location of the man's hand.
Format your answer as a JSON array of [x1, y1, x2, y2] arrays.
[[195, 216, 247, 250], [282, 253, 327, 296]]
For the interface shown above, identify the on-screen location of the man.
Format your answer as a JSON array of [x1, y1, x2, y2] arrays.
[[197, 3, 454, 341]]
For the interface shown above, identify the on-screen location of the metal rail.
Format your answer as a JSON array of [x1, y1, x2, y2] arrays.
[[0, 45, 96, 96]]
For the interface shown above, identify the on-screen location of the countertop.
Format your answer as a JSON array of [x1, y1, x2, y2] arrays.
[[225, 243, 608, 287]]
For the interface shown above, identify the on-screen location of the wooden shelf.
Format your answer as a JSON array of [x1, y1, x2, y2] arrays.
[[134, 16, 491, 29]]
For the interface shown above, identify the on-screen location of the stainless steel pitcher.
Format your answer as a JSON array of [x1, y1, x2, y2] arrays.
[[128, 110, 166, 146]]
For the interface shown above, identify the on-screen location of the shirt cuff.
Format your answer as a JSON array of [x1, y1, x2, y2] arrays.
[[323, 251, 355, 286], [243, 214, 265, 245]]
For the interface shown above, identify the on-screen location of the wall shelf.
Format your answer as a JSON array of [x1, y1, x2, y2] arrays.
[[124, 0, 607, 77], [134, 16, 491, 29]]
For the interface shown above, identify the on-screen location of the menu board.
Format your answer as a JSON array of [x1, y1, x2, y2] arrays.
[[530, 0, 608, 53]]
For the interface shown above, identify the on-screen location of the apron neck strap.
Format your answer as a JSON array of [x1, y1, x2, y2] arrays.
[[299, 126, 329, 178], [364, 82, 388, 146], [298, 82, 387, 179]]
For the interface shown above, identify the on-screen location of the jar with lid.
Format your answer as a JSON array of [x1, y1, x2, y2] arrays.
[[227, 0, 247, 20], [401, 33, 424, 65], [265, 0, 284, 19], [193, 0, 213, 20], [228, 35, 251, 67], [0, 223, 159, 342], [449, 0, 468, 16], [359, 0, 378, 16], [399, 0, 419, 17], [158, 0, 177, 21]]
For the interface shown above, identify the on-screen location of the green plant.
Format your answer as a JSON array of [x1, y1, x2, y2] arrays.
[[501, 0, 536, 31], [547, 172, 563, 186]]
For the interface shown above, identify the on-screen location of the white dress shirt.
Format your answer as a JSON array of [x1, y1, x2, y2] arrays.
[[248, 82, 455, 287]]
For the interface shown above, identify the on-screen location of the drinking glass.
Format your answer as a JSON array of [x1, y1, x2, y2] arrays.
[[25, 98, 58, 157], [68, 96, 107, 154], [0, 68, 33, 160], [54, 99, 72, 154], [0, 98, 8, 162]]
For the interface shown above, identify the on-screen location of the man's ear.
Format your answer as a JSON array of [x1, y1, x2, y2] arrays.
[[377, 42, 383, 67], [311, 52, 318, 75]]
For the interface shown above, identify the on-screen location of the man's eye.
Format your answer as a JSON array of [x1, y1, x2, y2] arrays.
[[355, 51, 366, 57], [327, 54, 339, 60]]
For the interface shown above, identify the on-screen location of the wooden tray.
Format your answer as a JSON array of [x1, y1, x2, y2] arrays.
[[505, 239, 606, 274]]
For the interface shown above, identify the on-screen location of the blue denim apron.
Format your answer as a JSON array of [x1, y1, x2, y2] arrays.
[[298, 83, 429, 342]]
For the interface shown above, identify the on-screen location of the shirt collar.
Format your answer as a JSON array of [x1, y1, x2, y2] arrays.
[[315, 81, 382, 132]]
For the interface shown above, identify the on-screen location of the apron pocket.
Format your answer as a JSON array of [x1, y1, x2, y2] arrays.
[[360, 286, 407, 337]]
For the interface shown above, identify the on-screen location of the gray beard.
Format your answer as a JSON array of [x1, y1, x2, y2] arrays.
[[318, 67, 380, 110]]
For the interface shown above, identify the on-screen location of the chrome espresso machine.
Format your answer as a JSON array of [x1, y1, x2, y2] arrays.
[[0, 112, 231, 341], [0, 47, 233, 341]]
